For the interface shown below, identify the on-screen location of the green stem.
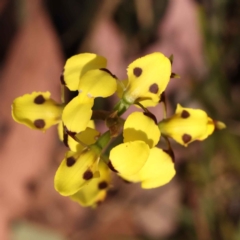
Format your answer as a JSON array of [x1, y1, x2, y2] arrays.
[[96, 131, 111, 150], [113, 99, 130, 116]]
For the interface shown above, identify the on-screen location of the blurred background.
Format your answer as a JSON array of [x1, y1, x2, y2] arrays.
[[0, 0, 240, 239]]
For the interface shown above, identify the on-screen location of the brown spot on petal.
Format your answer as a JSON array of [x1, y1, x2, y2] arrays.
[[100, 68, 117, 79], [133, 67, 142, 77], [149, 83, 159, 94], [34, 95, 45, 104], [66, 157, 76, 167], [143, 112, 157, 125], [83, 170, 93, 180], [98, 181, 108, 190], [108, 161, 118, 173], [182, 134, 192, 144], [34, 119, 45, 129], [181, 110, 190, 118]]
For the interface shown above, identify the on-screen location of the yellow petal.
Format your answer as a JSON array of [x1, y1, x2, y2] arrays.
[[116, 79, 128, 99], [75, 127, 100, 146], [57, 122, 80, 151], [139, 148, 175, 189], [62, 94, 94, 134], [87, 120, 95, 129], [71, 190, 106, 208], [58, 123, 99, 152], [109, 141, 150, 176], [123, 112, 160, 148], [159, 104, 210, 146], [123, 52, 171, 104], [207, 118, 215, 135], [12, 92, 62, 131], [121, 148, 175, 188], [62, 53, 107, 91], [197, 117, 215, 140], [79, 69, 117, 98], [54, 146, 101, 196], [70, 160, 110, 207]]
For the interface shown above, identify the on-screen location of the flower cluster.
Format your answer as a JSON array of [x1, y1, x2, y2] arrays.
[[11, 52, 225, 207]]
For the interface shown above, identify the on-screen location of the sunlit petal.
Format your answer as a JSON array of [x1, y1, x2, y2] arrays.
[[70, 160, 110, 207], [62, 53, 107, 91], [79, 69, 117, 98], [123, 52, 171, 104], [123, 112, 160, 148], [109, 141, 150, 176], [12, 91, 62, 131], [62, 94, 94, 134], [54, 146, 101, 196], [159, 104, 210, 146]]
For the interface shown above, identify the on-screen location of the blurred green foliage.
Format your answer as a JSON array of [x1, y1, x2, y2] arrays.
[[12, 221, 65, 240]]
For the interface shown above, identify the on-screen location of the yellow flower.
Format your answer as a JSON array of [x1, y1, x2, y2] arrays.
[[121, 52, 171, 105], [122, 148, 175, 189], [109, 112, 158, 176], [109, 112, 175, 188], [70, 160, 111, 207], [54, 128, 111, 198], [158, 104, 226, 146], [54, 145, 102, 196], [61, 53, 117, 134], [11, 91, 63, 131], [61, 53, 107, 91]]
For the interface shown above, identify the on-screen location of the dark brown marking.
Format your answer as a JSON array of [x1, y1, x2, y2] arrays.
[[143, 112, 157, 125], [181, 110, 190, 118], [149, 83, 159, 94], [34, 95, 45, 104], [66, 157, 76, 167], [62, 125, 69, 148], [108, 161, 118, 173], [60, 69, 66, 85], [133, 67, 142, 77], [182, 134, 192, 144], [100, 68, 117, 79], [34, 119, 45, 129], [83, 170, 93, 180], [170, 72, 180, 78], [98, 181, 108, 190], [66, 129, 77, 138], [63, 133, 69, 148], [159, 91, 165, 103]]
